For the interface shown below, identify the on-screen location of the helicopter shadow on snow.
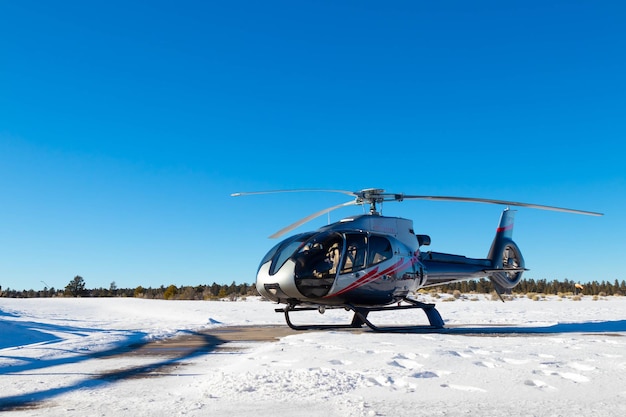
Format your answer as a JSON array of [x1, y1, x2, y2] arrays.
[[0, 315, 225, 411], [389, 319, 626, 336]]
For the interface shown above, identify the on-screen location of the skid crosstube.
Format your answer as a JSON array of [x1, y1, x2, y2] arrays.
[[275, 298, 445, 332]]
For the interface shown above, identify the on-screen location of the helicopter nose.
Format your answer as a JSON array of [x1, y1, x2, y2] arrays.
[[256, 259, 302, 302]]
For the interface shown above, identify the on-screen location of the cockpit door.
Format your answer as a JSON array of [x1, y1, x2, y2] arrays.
[[293, 232, 343, 298]]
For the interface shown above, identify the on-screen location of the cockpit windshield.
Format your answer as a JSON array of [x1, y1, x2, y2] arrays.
[[260, 232, 315, 276]]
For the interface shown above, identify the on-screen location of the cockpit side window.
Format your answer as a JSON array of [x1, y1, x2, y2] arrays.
[[340, 233, 368, 274], [368, 235, 392, 266]]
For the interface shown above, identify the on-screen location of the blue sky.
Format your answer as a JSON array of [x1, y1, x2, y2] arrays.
[[1, 0, 624, 291]]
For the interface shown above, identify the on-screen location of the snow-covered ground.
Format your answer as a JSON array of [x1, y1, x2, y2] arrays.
[[1, 295, 626, 416]]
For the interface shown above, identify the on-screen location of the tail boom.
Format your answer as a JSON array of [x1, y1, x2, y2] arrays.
[[419, 208, 526, 290]]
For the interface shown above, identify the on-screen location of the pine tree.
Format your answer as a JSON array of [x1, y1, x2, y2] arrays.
[[65, 275, 86, 297]]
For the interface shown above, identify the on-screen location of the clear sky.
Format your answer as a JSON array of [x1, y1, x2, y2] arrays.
[[1, 0, 624, 292]]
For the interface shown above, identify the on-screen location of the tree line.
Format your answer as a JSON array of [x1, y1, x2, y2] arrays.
[[0, 276, 259, 300], [1, 276, 625, 299], [436, 278, 626, 297]]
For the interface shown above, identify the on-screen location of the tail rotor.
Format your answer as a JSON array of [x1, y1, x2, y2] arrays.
[[486, 209, 526, 294]]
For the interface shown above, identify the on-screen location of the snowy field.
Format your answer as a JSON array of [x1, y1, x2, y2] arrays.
[[1, 294, 626, 417]]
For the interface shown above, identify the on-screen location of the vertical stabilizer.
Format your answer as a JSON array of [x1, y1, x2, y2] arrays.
[[488, 208, 516, 258]]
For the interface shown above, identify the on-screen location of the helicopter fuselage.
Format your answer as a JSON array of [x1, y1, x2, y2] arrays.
[[256, 210, 526, 309]]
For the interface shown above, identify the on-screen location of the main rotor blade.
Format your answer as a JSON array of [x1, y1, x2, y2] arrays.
[[401, 195, 603, 216], [231, 189, 356, 197], [269, 200, 358, 239]]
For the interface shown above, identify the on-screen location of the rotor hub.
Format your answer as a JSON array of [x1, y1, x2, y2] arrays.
[[354, 189, 404, 214]]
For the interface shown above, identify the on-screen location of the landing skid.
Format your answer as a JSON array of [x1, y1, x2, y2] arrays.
[[275, 298, 445, 332]]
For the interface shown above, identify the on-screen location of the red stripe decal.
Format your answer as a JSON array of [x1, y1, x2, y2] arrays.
[[496, 224, 513, 233], [326, 256, 420, 298]]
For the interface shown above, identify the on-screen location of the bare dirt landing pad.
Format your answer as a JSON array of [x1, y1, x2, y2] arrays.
[[115, 325, 308, 358]]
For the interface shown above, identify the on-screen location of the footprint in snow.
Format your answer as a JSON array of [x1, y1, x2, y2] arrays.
[[536, 369, 590, 383], [524, 379, 557, 391], [412, 371, 438, 379], [537, 353, 555, 359], [444, 350, 472, 358], [559, 372, 590, 383], [473, 360, 497, 368], [394, 352, 420, 360], [440, 383, 487, 393], [389, 359, 423, 369], [329, 359, 352, 366], [568, 362, 596, 372], [368, 375, 393, 387], [502, 357, 530, 365]]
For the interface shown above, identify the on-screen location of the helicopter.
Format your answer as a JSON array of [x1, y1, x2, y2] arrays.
[[232, 189, 602, 331]]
